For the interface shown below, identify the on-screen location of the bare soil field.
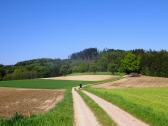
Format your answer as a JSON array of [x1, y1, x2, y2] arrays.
[[44, 75, 117, 81], [94, 76, 168, 88], [0, 88, 64, 118]]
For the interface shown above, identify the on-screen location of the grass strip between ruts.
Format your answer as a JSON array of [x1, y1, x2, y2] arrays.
[[79, 90, 116, 126]]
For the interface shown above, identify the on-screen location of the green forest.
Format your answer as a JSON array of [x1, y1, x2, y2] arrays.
[[0, 48, 168, 81]]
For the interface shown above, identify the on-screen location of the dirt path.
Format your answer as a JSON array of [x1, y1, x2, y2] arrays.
[[72, 88, 100, 126], [83, 90, 149, 126]]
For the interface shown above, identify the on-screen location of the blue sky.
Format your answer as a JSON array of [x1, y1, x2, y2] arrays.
[[0, 0, 168, 65]]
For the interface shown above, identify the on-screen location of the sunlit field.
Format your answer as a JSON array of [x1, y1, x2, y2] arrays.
[[86, 87, 168, 126]]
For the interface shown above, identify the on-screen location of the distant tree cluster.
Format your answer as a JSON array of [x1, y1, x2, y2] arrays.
[[140, 50, 168, 77], [69, 48, 168, 77], [120, 52, 140, 74], [1, 48, 168, 81], [0, 58, 71, 80], [70, 48, 99, 60]]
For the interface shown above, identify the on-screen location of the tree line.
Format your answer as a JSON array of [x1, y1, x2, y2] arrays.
[[0, 48, 168, 81], [0, 58, 72, 81]]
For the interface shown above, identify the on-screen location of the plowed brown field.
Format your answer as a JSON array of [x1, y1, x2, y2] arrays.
[[0, 88, 64, 118], [44, 75, 117, 81], [94, 76, 168, 88]]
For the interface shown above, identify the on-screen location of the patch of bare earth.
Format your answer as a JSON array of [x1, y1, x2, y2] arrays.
[[0, 88, 64, 118], [94, 76, 168, 88], [43, 75, 117, 81]]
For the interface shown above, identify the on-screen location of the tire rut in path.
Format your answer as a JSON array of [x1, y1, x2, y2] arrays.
[[72, 88, 100, 126], [83, 90, 149, 126]]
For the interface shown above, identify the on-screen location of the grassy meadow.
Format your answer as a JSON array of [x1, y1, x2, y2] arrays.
[[0, 79, 94, 89], [85, 87, 168, 126]]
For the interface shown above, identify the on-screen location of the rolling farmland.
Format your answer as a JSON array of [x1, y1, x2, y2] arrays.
[[1, 0, 168, 125], [0, 75, 167, 126]]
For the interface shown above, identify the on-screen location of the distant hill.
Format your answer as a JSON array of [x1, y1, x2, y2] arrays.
[[0, 48, 168, 81]]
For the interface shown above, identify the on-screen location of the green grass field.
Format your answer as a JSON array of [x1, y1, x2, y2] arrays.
[[85, 87, 168, 126], [0, 79, 94, 89]]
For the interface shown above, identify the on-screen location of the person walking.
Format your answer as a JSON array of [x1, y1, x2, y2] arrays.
[[80, 84, 83, 88]]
